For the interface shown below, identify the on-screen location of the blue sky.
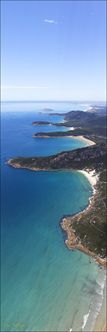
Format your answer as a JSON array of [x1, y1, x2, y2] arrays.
[[1, 0, 106, 101]]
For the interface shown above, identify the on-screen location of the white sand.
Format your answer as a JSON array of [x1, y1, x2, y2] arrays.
[[78, 169, 99, 194], [92, 280, 107, 332], [69, 127, 75, 130], [73, 136, 106, 332], [69, 135, 96, 146], [78, 169, 106, 332]]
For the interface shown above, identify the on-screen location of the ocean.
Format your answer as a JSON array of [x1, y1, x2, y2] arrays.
[[1, 101, 106, 332]]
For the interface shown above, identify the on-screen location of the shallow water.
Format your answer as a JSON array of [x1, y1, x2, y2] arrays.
[[1, 102, 105, 332]]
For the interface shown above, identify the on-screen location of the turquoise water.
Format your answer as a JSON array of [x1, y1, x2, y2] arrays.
[[1, 102, 105, 332]]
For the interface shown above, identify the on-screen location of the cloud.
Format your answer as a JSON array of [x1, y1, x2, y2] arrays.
[[44, 19, 57, 24]]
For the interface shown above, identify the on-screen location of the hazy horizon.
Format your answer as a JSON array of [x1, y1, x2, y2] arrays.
[[1, 99, 106, 103]]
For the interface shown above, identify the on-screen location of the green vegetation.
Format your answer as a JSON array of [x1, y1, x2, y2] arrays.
[[33, 108, 107, 137], [70, 170, 107, 257], [7, 106, 107, 260], [8, 143, 107, 171]]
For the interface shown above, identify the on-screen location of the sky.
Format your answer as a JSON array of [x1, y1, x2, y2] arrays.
[[1, 0, 106, 101]]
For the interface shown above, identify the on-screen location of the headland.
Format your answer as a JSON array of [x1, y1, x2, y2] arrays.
[[7, 107, 107, 266], [7, 106, 107, 331]]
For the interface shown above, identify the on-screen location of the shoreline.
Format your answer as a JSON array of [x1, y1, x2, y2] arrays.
[[33, 134, 96, 147], [78, 169, 99, 194], [7, 139, 106, 332], [69, 135, 96, 146], [60, 168, 106, 268], [92, 280, 106, 332], [61, 218, 106, 268], [5, 108, 107, 332], [60, 168, 106, 331]]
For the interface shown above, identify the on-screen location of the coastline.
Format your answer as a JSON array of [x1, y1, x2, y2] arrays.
[[69, 135, 96, 146], [78, 169, 99, 194], [60, 168, 106, 268], [3, 103, 107, 332], [61, 168, 106, 331], [7, 136, 106, 332], [92, 281, 106, 332], [33, 133, 96, 147], [61, 218, 106, 268]]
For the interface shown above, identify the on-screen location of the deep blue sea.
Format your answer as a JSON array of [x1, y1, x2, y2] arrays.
[[1, 101, 106, 332]]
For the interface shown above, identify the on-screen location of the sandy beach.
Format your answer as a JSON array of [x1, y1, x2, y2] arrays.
[[61, 167, 106, 331], [76, 169, 106, 332], [78, 169, 99, 194], [92, 280, 106, 332], [7, 136, 106, 332], [69, 126, 75, 130], [69, 135, 96, 146]]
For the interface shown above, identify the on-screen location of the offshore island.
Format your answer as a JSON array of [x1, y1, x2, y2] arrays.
[[8, 106, 107, 268]]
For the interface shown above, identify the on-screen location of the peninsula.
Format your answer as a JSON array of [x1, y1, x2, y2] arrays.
[[33, 107, 106, 138], [7, 107, 107, 267]]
